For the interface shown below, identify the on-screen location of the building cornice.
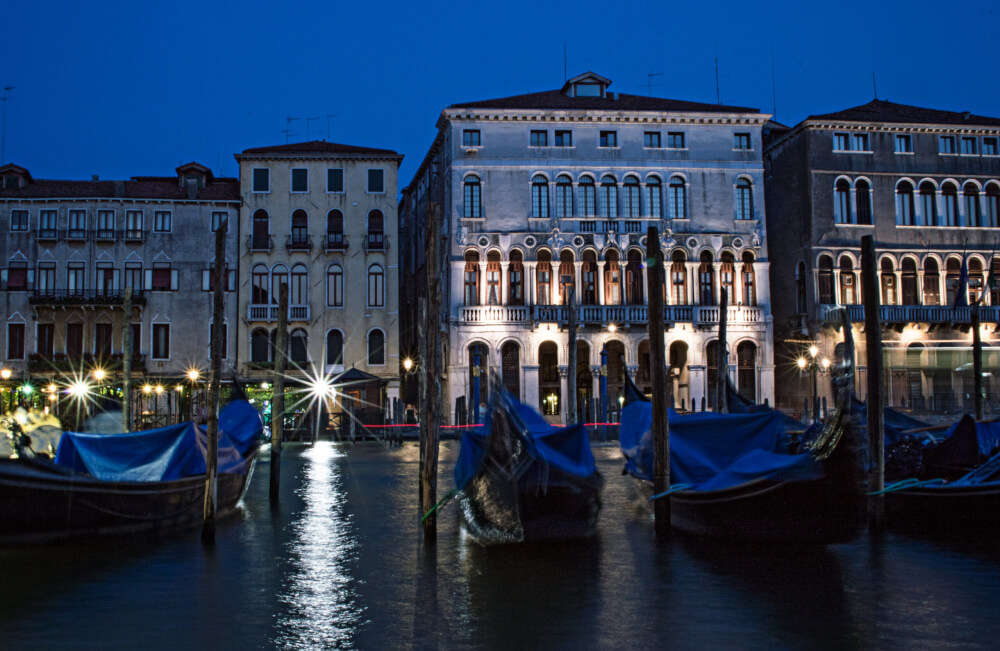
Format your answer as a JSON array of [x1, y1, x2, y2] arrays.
[[442, 108, 771, 127], [235, 153, 403, 165], [0, 197, 241, 206]]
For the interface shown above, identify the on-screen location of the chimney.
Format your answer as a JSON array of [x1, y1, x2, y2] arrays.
[[113, 181, 124, 197], [185, 178, 198, 200], [91, 174, 99, 181]]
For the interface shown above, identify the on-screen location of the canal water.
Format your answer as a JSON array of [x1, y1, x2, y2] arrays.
[[3, 442, 1000, 649]]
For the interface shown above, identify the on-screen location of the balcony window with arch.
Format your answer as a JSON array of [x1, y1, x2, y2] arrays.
[[464, 251, 480, 306], [896, 181, 916, 225], [508, 250, 524, 305], [881, 258, 896, 305], [964, 183, 982, 227], [945, 257, 963, 306], [919, 181, 937, 226], [818, 256, 835, 304], [290, 210, 309, 249], [486, 251, 501, 305], [627, 249, 644, 305], [252, 264, 269, 304], [969, 258, 984, 304], [671, 250, 687, 305], [251, 328, 270, 363], [270, 264, 288, 305], [531, 175, 549, 218], [698, 251, 715, 305], [644, 177, 662, 218], [901, 258, 918, 305], [555, 175, 573, 218], [327, 264, 343, 307], [834, 179, 851, 224], [840, 256, 858, 304], [368, 264, 384, 307], [668, 177, 687, 220], [536, 250, 552, 305], [368, 330, 385, 365], [856, 179, 872, 225], [367, 210, 385, 250], [599, 175, 617, 219], [289, 329, 308, 364], [923, 258, 941, 305], [735, 178, 754, 220], [991, 258, 1000, 305], [464, 175, 481, 218], [720, 252, 735, 303], [251, 209, 270, 250], [327, 210, 345, 249], [290, 263, 308, 305], [577, 176, 596, 217], [942, 182, 959, 227], [741, 251, 756, 306], [558, 251, 575, 305], [986, 184, 1000, 227], [622, 176, 640, 219], [326, 330, 343, 366], [605, 250, 622, 305], [581, 250, 597, 305]]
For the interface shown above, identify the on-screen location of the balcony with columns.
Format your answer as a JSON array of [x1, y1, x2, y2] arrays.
[[246, 303, 311, 323]]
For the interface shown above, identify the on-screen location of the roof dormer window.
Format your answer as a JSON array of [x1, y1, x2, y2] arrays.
[[560, 72, 611, 98], [576, 83, 601, 97]]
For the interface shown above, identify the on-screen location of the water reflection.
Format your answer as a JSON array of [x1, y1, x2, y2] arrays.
[[273, 443, 364, 648]]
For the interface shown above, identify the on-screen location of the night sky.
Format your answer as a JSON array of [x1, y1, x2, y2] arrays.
[[4, 0, 998, 186]]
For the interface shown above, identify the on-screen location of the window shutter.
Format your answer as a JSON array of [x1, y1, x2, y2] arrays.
[[113, 269, 120, 290], [1, 270, 7, 290], [228, 270, 236, 291], [144, 269, 153, 289], [202, 270, 210, 291], [171, 269, 179, 291], [27, 269, 34, 288]]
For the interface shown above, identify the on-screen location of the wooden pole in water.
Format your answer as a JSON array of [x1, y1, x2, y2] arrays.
[[270, 283, 289, 502], [121, 286, 133, 433], [973, 302, 984, 421], [716, 287, 728, 414], [421, 202, 443, 539], [860, 235, 884, 531], [646, 226, 671, 539], [566, 285, 577, 425], [203, 226, 226, 542]]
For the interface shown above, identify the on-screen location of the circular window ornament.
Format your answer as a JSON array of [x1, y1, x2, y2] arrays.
[[573, 236, 585, 247], [687, 237, 698, 248], [525, 236, 536, 247], [478, 236, 489, 247], [733, 238, 744, 248], [640, 235, 647, 247]]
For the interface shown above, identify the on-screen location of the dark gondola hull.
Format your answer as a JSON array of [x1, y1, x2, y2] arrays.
[[885, 482, 1000, 532], [0, 453, 257, 543]]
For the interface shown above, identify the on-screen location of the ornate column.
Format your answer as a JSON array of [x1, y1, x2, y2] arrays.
[[500, 261, 509, 306], [525, 261, 536, 307], [478, 260, 487, 305], [558, 365, 569, 424], [597, 260, 606, 306]]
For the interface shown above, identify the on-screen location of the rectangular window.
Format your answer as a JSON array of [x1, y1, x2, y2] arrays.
[[327, 168, 344, 192], [961, 136, 977, 155], [129, 323, 141, 355], [211, 211, 228, 232], [66, 323, 83, 357], [152, 324, 170, 359], [984, 137, 999, 156], [367, 169, 384, 193], [97, 210, 115, 239], [530, 130, 548, 147], [67, 263, 85, 295], [895, 134, 912, 153], [4, 262, 27, 291], [154, 211, 171, 232], [150, 265, 174, 291], [852, 133, 869, 151], [252, 168, 270, 192], [210, 323, 228, 359], [734, 133, 751, 150], [124, 263, 142, 291], [667, 132, 686, 149], [37, 323, 54, 356], [202, 267, 236, 292], [125, 210, 143, 239], [67, 210, 87, 238], [462, 129, 481, 146], [94, 324, 112, 356], [939, 135, 956, 154], [554, 130, 572, 147], [7, 323, 24, 359], [10, 210, 27, 231], [36, 264, 55, 294], [834, 133, 850, 151], [599, 130, 617, 147], [39, 210, 57, 238], [644, 131, 661, 148], [291, 168, 308, 192]]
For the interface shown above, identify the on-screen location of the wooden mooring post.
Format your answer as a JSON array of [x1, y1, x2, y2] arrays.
[[860, 235, 885, 532], [646, 226, 671, 539], [270, 283, 289, 503], [121, 287, 133, 433], [973, 303, 984, 421], [716, 288, 729, 414], [420, 202, 443, 539], [203, 226, 226, 542], [566, 285, 577, 425]]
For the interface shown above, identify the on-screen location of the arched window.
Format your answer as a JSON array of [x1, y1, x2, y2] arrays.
[[578, 176, 596, 217], [644, 177, 662, 218], [924, 258, 941, 305], [840, 256, 857, 304], [252, 263, 269, 304], [537, 250, 552, 305], [289, 328, 308, 363], [558, 250, 575, 305], [367, 264, 384, 307], [795, 261, 806, 313], [626, 249, 643, 305], [986, 184, 1000, 228], [901, 258, 918, 305], [881, 258, 896, 305], [919, 181, 937, 226], [464, 250, 480, 306], [698, 251, 715, 305], [508, 250, 524, 305], [581, 250, 597, 305], [326, 330, 343, 366], [856, 179, 872, 225], [599, 175, 617, 219], [555, 174, 573, 218], [538, 341, 560, 415], [464, 175, 481, 218], [367, 210, 384, 250], [468, 343, 489, 411], [622, 176, 640, 219], [945, 257, 963, 306], [818, 255, 835, 304], [501, 341, 521, 397], [969, 258, 984, 304], [252, 209, 270, 250], [327, 264, 343, 307], [896, 181, 915, 225], [964, 183, 981, 227], [486, 250, 501, 305], [251, 328, 270, 363], [326, 210, 344, 249], [737, 341, 757, 403], [270, 264, 288, 305], [605, 250, 622, 305], [290, 209, 308, 246], [290, 263, 308, 305], [531, 175, 549, 218], [942, 182, 959, 227], [735, 178, 753, 220], [741, 251, 756, 306], [368, 330, 385, 365], [671, 250, 687, 305], [834, 178, 851, 224], [720, 252, 735, 303], [706, 340, 720, 411], [668, 177, 686, 219]]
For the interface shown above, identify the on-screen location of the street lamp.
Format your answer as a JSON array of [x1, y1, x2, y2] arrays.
[[187, 369, 201, 421], [797, 345, 831, 423], [1, 368, 10, 412]]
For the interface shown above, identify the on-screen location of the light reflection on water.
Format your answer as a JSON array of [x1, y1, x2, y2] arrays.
[[272, 442, 364, 649]]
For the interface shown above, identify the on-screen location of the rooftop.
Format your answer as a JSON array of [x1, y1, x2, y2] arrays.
[[807, 99, 1000, 127]]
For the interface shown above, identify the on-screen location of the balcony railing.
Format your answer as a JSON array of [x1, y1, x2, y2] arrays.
[[37, 228, 59, 240], [286, 234, 313, 252], [820, 303, 1000, 325], [325, 233, 348, 251], [248, 234, 274, 252], [65, 228, 88, 241], [28, 352, 147, 374], [29, 289, 147, 306], [459, 303, 763, 327], [124, 229, 145, 242], [95, 229, 117, 242], [365, 232, 386, 251], [247, 303, 311, 322]]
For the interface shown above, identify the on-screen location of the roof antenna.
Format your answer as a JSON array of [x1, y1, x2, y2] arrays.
[[872, 72, 878, 100], [283, 116, 299, 144], [714, 41, 721, 104], [647, 72, 663, 97], [1, 86, 14, 165], [306, 117, 320, 141]]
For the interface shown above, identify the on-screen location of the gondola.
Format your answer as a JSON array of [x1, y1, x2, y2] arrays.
[[0, 399, 263, 543], [620, 314, 865, 543], [453, 382, 602, 545]]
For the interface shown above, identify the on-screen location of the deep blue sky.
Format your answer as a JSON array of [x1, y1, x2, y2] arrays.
[[3, 0, 998, 188]]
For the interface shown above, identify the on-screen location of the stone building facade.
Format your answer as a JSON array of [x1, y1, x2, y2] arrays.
[[401, 72, 776, 423]]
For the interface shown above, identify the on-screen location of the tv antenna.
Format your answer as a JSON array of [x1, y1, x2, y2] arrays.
[[283, 116, 299, 143], [646, 72, 663, 97], [306, 116, 320, 140], [326, 113, 340, 141], [1, 86, 14, 165]]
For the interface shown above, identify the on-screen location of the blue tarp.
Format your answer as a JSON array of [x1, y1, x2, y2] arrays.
[[619, 400, 823, 490], [455, 390, 597, 490], [54, 401, 263, 482], [922, 414, 1000, 469]]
